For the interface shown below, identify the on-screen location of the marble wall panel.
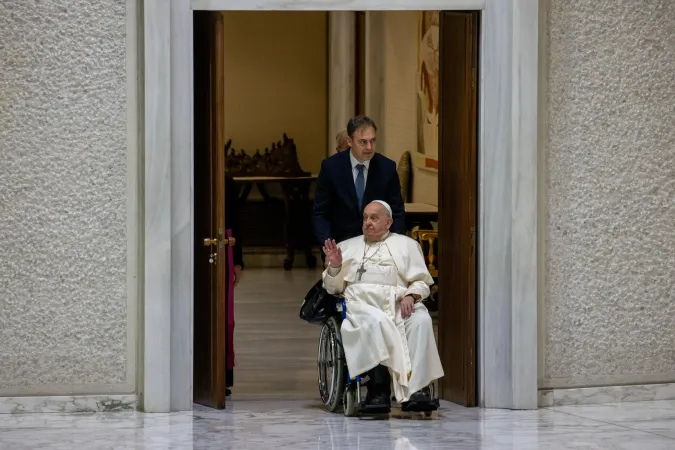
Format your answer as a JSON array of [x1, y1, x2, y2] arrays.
[[543, 0, 675, 388], [0, 0, 132, 395]]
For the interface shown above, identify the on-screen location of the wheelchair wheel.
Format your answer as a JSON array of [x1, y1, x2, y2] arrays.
[[317, 316, 345, 412], [343, 387, 356, 417]]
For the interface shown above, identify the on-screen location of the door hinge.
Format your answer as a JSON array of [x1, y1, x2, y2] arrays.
[[471, 68, 476, 91]]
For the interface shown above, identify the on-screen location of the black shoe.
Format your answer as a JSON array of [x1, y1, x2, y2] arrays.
[[364, 392, 391, 408], [361, 392, 391, 414], [226, 388, 232, 396], [401, 387, 439, 412], [361, 365, 391, 414]]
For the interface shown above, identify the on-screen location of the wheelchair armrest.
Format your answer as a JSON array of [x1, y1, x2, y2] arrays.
[[333, 295, 347, 318]]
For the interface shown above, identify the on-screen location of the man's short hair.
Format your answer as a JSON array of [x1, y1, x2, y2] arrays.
[[335, 129, 348, 145], [347, 115, 377, 138]]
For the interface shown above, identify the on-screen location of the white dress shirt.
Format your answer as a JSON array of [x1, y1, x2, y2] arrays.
[[350, 150, 370, 185]]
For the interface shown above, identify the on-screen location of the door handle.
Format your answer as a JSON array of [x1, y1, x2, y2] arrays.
[[204, 237, 235, 247]]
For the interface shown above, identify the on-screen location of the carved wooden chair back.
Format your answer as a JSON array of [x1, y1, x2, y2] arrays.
[[411, 229, 438, 278]]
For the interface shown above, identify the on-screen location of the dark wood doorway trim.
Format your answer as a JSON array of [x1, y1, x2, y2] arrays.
[[437, 10, 480, 407]]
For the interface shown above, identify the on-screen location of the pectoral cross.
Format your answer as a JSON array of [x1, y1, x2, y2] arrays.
[[356, 264, 367, 281]]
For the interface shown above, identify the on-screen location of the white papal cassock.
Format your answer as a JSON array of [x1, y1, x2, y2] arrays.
[[322, 232, 444, 403]]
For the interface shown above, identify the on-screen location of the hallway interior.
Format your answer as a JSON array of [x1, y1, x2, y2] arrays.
[[230, 267, 323, 400]]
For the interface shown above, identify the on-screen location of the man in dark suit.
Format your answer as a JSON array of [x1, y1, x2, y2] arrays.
[[313, 115, 405, 246]]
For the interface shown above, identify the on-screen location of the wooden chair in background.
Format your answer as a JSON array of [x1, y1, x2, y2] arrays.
[[411, 229, 439, 313]]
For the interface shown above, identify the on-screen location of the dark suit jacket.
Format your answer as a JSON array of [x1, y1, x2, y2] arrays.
[[312, 150, 405, 244]]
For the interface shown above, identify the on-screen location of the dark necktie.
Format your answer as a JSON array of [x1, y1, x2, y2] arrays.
[[355, 164, 365, 210]]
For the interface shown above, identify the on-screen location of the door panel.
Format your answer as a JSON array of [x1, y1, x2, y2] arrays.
[[437, 11, 479, 407], [193, 11, 229, 409]]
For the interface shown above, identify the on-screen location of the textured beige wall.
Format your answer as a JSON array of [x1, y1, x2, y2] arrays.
[[222, 11, 327, 175], [382, 12, 416, 175], [382, 11, 438, 206], [542, 0, 675, 389], [0, 0, 132, 395]]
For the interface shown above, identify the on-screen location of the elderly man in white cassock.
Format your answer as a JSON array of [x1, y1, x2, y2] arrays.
[[322, 200, 444, 413]]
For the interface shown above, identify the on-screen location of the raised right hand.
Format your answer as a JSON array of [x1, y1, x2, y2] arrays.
[[322, 239, 343, 268]]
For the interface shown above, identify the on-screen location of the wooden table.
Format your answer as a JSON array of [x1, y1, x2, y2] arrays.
[[405, 202, 438, 230], [232, 175, 318, 270]]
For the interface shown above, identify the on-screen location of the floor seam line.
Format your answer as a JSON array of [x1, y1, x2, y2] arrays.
[[544, 408, 675, 441]]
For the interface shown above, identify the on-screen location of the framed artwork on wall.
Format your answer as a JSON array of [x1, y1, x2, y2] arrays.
[[415, 10, 439, 173]]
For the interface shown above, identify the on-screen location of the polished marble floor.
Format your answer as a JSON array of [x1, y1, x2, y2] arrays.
[[2, 399, 675, 449]]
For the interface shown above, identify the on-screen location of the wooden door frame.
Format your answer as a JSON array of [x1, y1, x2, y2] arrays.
[[141, 0, 540, 412], [192, 10, 228, 409], [437, 10, 479, 406], [211, 11, 228, 409]]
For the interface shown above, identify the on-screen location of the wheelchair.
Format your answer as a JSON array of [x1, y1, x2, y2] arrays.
[[317, 297, 438, 417], [317, 297, 360, 416]]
